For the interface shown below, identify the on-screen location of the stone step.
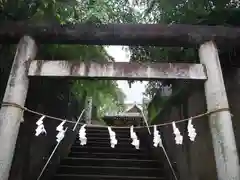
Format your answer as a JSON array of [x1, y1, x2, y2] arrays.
[[68, 151, 149, 160], [73, 141, 138, 148], [71, 146, 147, 154], [53, 174, 165, 180], [61, 157, 160, 168], [57, 165, 164, 177]]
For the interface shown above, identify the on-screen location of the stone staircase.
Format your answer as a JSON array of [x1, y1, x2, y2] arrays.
[[52, 126, 168, 180]]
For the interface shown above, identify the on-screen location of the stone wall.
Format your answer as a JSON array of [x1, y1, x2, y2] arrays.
[[151, 87, 217, 180], [150, 65, 240, 180], [8, 78, 84, 180], [186, 90, 217, 180], [224, 67, 240, 160]]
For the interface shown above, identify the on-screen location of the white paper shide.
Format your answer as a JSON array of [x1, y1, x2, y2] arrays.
[[79, 124, 87, 145], [108, 127, 118, 148], [172, 121, 183, 145], [35, 116, 47, 136], [33, 113, 199, 148], [153, 125, 163, 147], [130, 126, 140, 149], [56, 120, 66, 142], [187, 118, 197, 141]]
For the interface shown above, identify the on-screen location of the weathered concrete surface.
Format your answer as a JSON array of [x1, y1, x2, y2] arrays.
[[187, 91, 217, 180], [0, 36, 37, 180], [160, 106, 192, 180], [85, 96, 93, 124], [150, 88, 217, 180], [199, 41, 239, 180], [149, 63, 240, 180], [8, 78, 84, 180], [28, 61, 207, 80], [224, 67, 240, 167], [1, 21, 240, 47]]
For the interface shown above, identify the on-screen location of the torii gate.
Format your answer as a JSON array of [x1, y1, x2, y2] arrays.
[[0, 22, 239, 180]]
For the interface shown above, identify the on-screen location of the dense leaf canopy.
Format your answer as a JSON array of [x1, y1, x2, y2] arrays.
[[0, 0, 136, 117], [1, 0, 240, 119], [128, 0, 240, 98]]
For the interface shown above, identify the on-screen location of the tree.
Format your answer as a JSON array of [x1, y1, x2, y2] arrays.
[[0, 0, 134, 119], [125, 0, 240, 121]]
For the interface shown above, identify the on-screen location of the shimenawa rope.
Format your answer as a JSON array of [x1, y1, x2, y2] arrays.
[[1, 102, 230, 129]]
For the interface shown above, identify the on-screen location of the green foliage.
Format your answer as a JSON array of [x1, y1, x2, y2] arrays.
[[127, 0, 240, 120], [71, 80, 126, 116], [3, 0, 239, 119], [0, 0, 134, 118]]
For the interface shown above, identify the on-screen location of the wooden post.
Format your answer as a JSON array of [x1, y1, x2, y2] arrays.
[[199, 41, 240, 180], [0, 36, 37, 180], [85, 96, 92, 124]]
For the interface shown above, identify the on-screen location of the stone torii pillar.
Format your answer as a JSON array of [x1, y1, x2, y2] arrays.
[[0, 36, 37, 180], [199, 41, 240, 180], [85, 96, 93, 124]]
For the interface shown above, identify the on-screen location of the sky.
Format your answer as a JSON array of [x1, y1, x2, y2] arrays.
[[105, 46, 147, 104]]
